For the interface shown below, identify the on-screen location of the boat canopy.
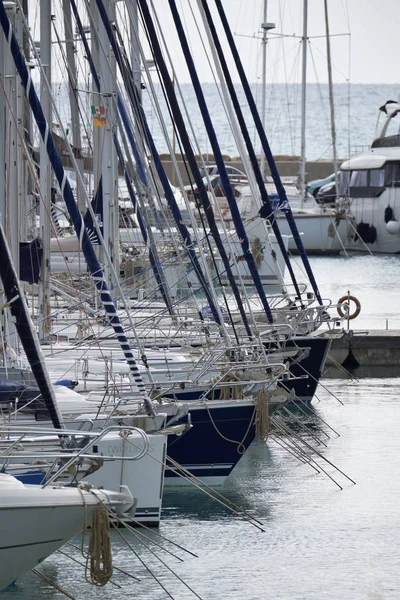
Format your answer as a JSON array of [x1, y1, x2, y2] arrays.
[[340, 154, 387, 171]]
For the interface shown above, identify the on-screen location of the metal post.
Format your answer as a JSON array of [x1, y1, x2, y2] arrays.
[[92, 0, 119, 291], [260, 3, 275, 179], [299, 0, 308, 208], [63, 0, 86, 214], [324, 0, 339, 199], [38, 0, 52, 340], [4, 2, 19, 269], [130, 0, 141, 103], [0, 7, 6, 228]]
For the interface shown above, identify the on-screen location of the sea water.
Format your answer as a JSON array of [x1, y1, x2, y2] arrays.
[[53, 82, 400, 161], [3, 255, 400, 599], [141, 82, 400, 161]]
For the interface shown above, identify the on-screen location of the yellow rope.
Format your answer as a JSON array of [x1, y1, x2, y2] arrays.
[[254, 388, 271, 442], [251, 236, 264, 268], [218, 372, 242, 401], [85, 506, 113, 587]]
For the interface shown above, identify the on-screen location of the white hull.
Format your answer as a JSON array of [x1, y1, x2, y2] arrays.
[[277, 210, 350, 254], [3, 425, 168, 526], [339, 102, 400, 254], [346, 192, 400, 253], [0, 474, 134, 591], [85, 431, 167, 525]]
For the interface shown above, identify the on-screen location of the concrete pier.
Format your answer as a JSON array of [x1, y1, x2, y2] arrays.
[[320, 329, 400, 378], [40, 137, 338, 182], [162, 157, 338, 186]]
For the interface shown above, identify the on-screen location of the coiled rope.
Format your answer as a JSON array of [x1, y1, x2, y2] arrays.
[[211, 371, 243, 401], [254, 388, 271, 442], [85, 506, 113, 586]]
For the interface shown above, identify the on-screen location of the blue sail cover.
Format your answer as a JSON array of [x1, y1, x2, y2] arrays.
[[0, 379, 25, 404], [19, 238, 43, 284]]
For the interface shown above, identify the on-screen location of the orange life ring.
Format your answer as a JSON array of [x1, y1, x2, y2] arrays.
[[337, 295, 361, 320]]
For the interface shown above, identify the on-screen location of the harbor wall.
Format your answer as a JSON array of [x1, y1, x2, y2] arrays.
[[161, 157, 341, 186], [38, 136, 340, 181]]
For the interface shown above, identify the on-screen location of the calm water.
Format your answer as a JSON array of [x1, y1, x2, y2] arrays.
[[291, 254, 400, 331], [141, 82, 400, 160], [53, 82, 400, 160], [4, 377, 400, 599], [3, 256, 400, 599]]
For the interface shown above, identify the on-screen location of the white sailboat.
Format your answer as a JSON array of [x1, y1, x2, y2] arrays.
[[253, 0, 350, 255], [0, 471, 134, 591]]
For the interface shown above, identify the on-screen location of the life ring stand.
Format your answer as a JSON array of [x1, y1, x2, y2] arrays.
[[337, 295, 361, 320]]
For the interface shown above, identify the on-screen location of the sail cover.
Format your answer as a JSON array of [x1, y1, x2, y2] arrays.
[[19, 238, 43, 284]]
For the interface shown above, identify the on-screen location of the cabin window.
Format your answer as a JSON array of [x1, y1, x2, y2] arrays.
[[385, 163, 400, 186], [339, 171, 350, 195], [342, 168, 385, 198], [350, 170, 368, 187], [369, 169, 385, 187]]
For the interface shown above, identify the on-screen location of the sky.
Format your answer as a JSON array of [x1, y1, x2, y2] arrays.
[[143, 0, 400, 86]]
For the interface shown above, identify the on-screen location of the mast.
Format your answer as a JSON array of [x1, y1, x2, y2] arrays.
[[38, 0, 52, 339], [92, 0, 226, 328], [324, 0, 338, 197], [71, 0, 176, 318], [137, 0, 253, 338], [260, 1, 274, 181], [1, 1, 22, 354], [0, 218, 64, 429], [130, 0, 141, 102], [167, 0, 273, 324], [299, 0, 308, 208], [62, 0, 86, 214], [207, 0, 323, 306], [0, 1, 153, 411], [91, 0, 119, 292]]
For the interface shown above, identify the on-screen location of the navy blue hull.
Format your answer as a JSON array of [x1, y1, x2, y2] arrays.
[[165, 402, 256, 483], [280, 336, 330, 402]]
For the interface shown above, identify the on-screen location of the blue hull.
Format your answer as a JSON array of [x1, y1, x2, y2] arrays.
[[165, 401, 256, 484], [279, 336, 330, 403]]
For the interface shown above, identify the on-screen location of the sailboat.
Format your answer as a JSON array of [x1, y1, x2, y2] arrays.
[[0, 40, 138, 583], [0, 471, 134, 592], [0, 0, 341, 512], [231, 0, 350, 255]]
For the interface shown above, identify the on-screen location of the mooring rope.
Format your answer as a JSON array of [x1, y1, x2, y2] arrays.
[[203, 399, 256, 454], [32, 568, 77, 600], [254, 388, 271, 442], [85, 506, 113, 586]]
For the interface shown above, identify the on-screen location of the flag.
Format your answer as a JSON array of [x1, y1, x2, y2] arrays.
[[91, 105, 107, 127]]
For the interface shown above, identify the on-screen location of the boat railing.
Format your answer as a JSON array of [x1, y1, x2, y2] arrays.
[[200, 361, 298, 401], [0, 425, 150, 486], [0, 391, 43, 425], [350, 144, 370, 156]]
